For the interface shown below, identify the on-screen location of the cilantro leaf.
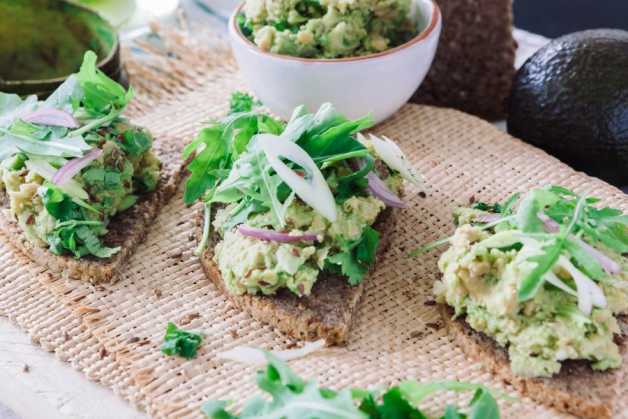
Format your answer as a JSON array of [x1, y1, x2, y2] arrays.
[[160, 322, 203, 359], [229, 91, 259, 114], [40, 183, 84, 221], [47, 220, 120, 259], [326, 226, 380, 285]]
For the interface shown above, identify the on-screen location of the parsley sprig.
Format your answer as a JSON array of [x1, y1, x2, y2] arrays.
[[161, 322, 204, 359], [202, 353, 502, 419]]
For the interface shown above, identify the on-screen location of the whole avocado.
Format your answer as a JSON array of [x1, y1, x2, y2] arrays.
[[507, 29, 628, 186]]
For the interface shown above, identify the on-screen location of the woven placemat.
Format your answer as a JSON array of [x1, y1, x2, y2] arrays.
[[0, 29, 626, 418]]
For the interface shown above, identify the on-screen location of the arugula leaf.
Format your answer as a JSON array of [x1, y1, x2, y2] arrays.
[[518, 194, 587, 302], [202, 354, 501, 419], [0, 93, 37, 128], [564, 239, 605, 279], [77, 51, 132, 116], [183, 127, 229, 205], [44, 74, 82, 112], [515, 188, 559, 233], [468, 388, 500, 419], [229, 91, 259, 114], [161, 322, 203, 359]]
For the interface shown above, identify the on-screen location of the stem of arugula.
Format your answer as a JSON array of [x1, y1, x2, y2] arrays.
[[70, 109, 120, 137], [195, 205, 212, 256]]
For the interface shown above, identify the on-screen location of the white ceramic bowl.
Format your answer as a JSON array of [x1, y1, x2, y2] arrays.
[[228, 0, 441, 124]]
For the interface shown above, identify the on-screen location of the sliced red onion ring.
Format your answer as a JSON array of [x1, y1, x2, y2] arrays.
[[366, 171, 406, 208], [23, 108, 79, 128], [571, 236, 621, 275], [537, 211, 560, 233], [52, 148, 102, 186], [238, 225, 318, 243], [475, 213, 502, 224]]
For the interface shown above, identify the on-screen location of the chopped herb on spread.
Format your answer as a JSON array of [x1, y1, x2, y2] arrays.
[[161, 322, 203, 359], [183, 93, 419, 297], [0, 51, 161, 259], [202, 352, 501, 419], [421, 186, 628, 377]]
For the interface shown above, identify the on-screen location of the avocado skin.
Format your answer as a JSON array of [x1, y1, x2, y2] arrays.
[[507, 29, 628, 186]]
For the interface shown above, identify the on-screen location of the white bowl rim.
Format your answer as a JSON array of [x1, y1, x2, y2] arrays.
[[229, 0, 441, 64]]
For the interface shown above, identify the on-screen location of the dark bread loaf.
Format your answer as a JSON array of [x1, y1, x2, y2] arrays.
[[197, 207, 396, 345], [439, 305, 626, 419], [411, 0, 517, 120]]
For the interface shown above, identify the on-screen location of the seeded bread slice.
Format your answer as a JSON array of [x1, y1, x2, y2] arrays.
[[0, 138, 185, 284], [439, 305, 627, 419], [197, 208, 396, 345]]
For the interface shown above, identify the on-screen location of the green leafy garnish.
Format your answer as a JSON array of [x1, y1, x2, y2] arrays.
[[77, 51, 133, 116], [201, 353, 502, 419], [229, 91, 259, 114], [326, 226, 380, 285], [161, 322, 203, 359], [416, 185, 628, 303], [119, 128, 152, 156]]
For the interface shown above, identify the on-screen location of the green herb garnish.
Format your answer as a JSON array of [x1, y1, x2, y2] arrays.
[[161, 322, 203, 360], [415, 185, 628, 303], [201, 353, 502, 419], [229, 91, 259, 114]]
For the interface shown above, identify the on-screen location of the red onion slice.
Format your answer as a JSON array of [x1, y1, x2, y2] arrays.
[[23, 108, 79, 128], [238, 225, 318, 243], [571, 236, 621, 275], [52, 148, 102, 186], [366, 171, 406, 208], [537, 211, 560, 233]]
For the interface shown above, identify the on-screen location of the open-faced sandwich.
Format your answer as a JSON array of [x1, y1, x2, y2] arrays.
[[0, 51, 183, 283], [184, 93, 420, 344], [427, 185, 627, 418]]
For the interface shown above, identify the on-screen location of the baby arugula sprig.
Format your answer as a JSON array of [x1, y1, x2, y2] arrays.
[[202, 353, 501, 419]]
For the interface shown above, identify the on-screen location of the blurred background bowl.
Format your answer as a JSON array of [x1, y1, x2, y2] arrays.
[[0, 0, 124, 98], [228, 0, 441, 124]]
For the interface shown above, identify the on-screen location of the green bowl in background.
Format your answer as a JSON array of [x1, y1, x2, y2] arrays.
[[0, 0, 126, 98]]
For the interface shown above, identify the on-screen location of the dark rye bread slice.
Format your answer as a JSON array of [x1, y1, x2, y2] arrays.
[[0, 138, 185, 284], [197, 207, 396, 345], [439, 305, 627, 419]]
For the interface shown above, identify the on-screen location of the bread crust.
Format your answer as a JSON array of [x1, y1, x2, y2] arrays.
[[439, 304, 627, 419], [0, 138, 185, 284], [197, 207, 396, 345]]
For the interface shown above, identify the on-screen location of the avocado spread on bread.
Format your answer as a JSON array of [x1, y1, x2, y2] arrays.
[[429, 186, 627, 377], [184, 92, 419, 297], [0, 51, 160, 259]]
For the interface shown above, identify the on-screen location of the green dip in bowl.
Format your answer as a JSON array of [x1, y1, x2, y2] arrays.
[[0, 0, 124, 97]]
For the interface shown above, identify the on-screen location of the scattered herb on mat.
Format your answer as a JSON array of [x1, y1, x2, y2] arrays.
[[161, 322, 203, 359]]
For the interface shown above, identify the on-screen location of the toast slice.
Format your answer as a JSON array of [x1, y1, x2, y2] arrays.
[[439, 305, 627, 419], [197, 207, 396, 345], [0, 138, 185, 284]]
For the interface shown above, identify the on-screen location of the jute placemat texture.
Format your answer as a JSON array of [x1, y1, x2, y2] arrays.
[[0, 29, 626, 418]]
